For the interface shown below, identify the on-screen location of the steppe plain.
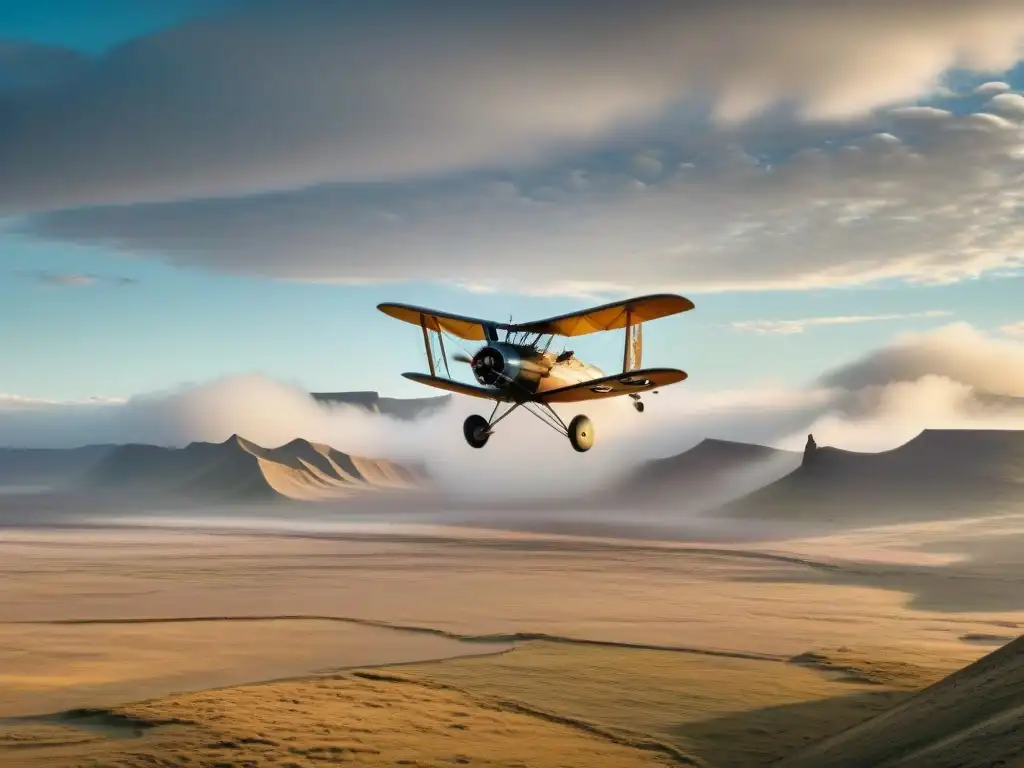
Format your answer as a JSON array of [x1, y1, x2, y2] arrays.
[[2, 492, 1022, 767]]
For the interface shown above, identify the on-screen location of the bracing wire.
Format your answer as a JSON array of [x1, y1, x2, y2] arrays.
[[524, 401, 569, 437]]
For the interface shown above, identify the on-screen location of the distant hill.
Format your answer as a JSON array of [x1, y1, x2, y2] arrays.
[[0, 391, 446, 488], [720, 429, 1024, 527], [778, 633, 1024, 768], [612, 438, 802, 511], [81, 434, 427, 503], [0, 445, 113, 488], [312, 391, 449, 419]]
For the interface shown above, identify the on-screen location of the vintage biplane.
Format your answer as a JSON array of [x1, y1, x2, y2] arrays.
[[377, 294, 694, 452]]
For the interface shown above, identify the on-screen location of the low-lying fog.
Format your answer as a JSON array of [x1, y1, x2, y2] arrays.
[[3, 323, 1024, 504]]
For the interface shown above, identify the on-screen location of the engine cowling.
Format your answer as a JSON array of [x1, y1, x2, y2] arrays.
[[471, 344, 523, 387]]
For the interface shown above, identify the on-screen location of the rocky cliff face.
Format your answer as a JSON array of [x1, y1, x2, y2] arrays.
[[802, 433, 819, 467], [721, 429, 1024, 528]]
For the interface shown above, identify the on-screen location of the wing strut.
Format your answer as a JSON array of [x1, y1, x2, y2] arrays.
[[419, 314, 435, 377], [622, 310, 644, 373], [622, 309, 632, 373], [437, 328, 451, 378]]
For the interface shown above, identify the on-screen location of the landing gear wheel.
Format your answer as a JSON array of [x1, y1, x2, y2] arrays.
[[463, 414, 490, 449], [633, 400, 645, 413], [568, 414, 594, 453]]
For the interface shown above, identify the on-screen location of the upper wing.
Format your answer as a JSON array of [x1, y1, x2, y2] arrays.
[[537, 368, 687, 403], [402, 372, 506, 401], [513, 294, 694, 338], [378, 303, 503, 341]]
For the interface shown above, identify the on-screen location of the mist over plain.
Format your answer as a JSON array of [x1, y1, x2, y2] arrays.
[[2, 322, 1023, 500]]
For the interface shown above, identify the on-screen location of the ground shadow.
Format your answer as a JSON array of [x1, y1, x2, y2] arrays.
[[667, 689, 912, 768]]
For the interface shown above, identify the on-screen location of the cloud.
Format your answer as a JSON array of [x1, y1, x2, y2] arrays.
[[1001, 321, 1024, 336], [730, 310, 952, 334], [1, 0, 1024, 213], [974, 81, 1013, 94], [819, 322, 1024, 395], [790, 374, 1024, 453], [0, 40, 88, 93], [14, 270, 138, 287], [4, 3, 1024, 294], [3, 324, 1024, 498], [987, 92, 1024, 118], [35, 272, 96, 287], [24, 97, 1024, 292], [0, 393, 125, 410], [0, 394, 62, 410]]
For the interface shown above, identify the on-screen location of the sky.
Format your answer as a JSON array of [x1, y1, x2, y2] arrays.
[[2, 1, 1024, 406]]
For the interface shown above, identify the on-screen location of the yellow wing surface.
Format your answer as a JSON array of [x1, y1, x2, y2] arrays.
[[378, 294, 694, 340], [377, 303, 497, 341], [537, 368, 687, 403], [403, 369, 685, 403], [514, 294, 694, 337], [402, 373, 506, 401]]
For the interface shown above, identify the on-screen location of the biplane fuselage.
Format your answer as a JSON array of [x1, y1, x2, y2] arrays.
[[377, 293, 694, 452], [465, 339, 606, 400]]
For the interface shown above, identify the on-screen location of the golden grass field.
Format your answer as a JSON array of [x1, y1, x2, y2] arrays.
[[0, 637, 959, 767], [399, 641, 937, 766], [0, 619, 503, 718], [0, 669, 683, 768], [1, 521, 1021, 767]]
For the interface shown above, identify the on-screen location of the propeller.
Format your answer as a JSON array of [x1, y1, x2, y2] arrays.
[[452, 346, 505, 386]]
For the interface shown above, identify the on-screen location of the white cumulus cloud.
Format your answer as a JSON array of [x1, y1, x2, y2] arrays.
[[730, 311, 952, 334]]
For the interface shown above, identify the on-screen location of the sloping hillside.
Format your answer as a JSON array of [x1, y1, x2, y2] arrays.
[[0, 392, 441, 488], [615, 438, 801, 510], [721, 429, 1024, 526], [777, 634, 1024, 768], [82, 434, 426, 503], [0, 445, 113, 488]]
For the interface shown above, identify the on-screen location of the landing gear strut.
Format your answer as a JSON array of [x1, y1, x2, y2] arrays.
[[462, 400, 522, 449], [462, 400, 595, 452]]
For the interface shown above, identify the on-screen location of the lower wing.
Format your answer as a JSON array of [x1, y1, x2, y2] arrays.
[[403, 372, 506, 401], [537, 368, 687, 403]]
